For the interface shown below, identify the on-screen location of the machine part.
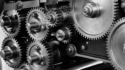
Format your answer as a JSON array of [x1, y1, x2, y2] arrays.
[[107, 17, 125, 70], [56, 26, 72, 44], [46, 0, 58, 5], [0, 37, 22, 68], [27, 42, 53, 70], [72, 0, 117, 39], [1, 10, 20, 37], [59, 6, 71, 14], [15, 63, 32, 70], [66, 44, 77, 57], [47, 9, 64, 27], [26, 8, 49, 41]]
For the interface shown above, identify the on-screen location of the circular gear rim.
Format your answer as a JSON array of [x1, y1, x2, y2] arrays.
[[27, 41, 53, 70], [72, 0, 117, 40], [26, 8, 49, 41], [1, 37, 22, 68], [1, 10, 21, 37], [107, 17, 125, 70]]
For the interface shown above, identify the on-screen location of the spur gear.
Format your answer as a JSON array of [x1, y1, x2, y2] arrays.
[[55, 26, 72, 44], [107, 17, 125, 70], [26, 8, 49, 41], [47, 8, 69, 27], [1, 10, 21, 37], [0, 37, 22, 68], [27, 42, 53, 70], [72, 0, 118, 39]]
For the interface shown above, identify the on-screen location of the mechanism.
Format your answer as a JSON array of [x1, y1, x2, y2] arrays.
[[1, 0, 125, 70], [26, 8, 49, 41], [1, 10, 20, 37], [72, 0, 117, 39], [27, 42, 53, 70], [0, 37, 22, 68]]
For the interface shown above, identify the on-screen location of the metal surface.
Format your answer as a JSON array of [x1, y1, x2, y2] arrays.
[[72, 0, 117, 39], [26, 8, 49, 41], [107, 18, 125, 70], [27, 42, 52, 70]]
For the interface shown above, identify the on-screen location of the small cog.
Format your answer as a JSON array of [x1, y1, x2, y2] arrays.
[[27, 41, 53, 70], [1, 10, 21, 37], [0, 37, 23, 68], [107, 17, 125, 70], [26, 8, 49, 41], [72, 0, 118, 40]]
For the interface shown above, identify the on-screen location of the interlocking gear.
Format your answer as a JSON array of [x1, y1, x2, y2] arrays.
[[26, 8, 49, 41], [0, 37, 22, 68], [1, 10, 21, 37], [107, 17, 125, 70], [72, 0, 118, 40], [27, 41, 53, 70]]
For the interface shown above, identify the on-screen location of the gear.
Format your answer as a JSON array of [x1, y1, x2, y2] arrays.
[[0, 37, 22, 68], [107, 17, 125, 70], [47, 8, 65, 27], [72, 0, 118, 40], [1, 10, 21, 37], [27, 41, 53, 70], [26, 8, 49, 41], [55, 26, 72, 44]]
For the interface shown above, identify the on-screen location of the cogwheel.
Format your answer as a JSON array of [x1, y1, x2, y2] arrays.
[[26, 8, 49, 41], [55, 25, 72, 44], [107, 17, 125, 70], [27, 41, 53, 70], [72, 0, 118, 40], [0, 37, 23, 68], [0, 10, 21, 37], [47, 8, 64, 27]]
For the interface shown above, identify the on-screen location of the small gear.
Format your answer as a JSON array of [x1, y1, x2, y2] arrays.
[[55, 26, 72, 44], [26, 8, 49, 41], [0, 37, 23, 68], [107, 17, 125, 70], [1, 10, 21, 37], [47, 9, 64, 27], [72, 0, 118, 40], [27, 41, 53, 70]]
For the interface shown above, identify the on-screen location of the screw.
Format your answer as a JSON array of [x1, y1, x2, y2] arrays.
[[17, 2, 23, 10], [81, 45, 85, 50]]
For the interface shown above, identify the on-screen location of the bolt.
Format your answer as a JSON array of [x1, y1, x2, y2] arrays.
[[81, 45, 85, 50], [17, 2, 23, 10], [56, 30, 65, 41]]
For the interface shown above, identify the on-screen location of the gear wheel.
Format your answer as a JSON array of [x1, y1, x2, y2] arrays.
[[1, 10, 21, 37], [55, 26, 72, 44], [26, 8, 49, 41], [107, 17, 125, 70], [72, 0, 118, 40], [0, 37, 23, 68], [27, 41, 53, 70], [47, 8, 64, 27]]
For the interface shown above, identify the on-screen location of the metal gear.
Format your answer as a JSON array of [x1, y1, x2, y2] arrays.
[[26, 8, 49, 41], [55, 26, 72, 44], [27, 41, 53, 70], [47, 8, 64, 27], [0, 10, 21, 37], [107, 17, 125, 70], [0, 37, 22, 68], [72, 0, 118, 40]]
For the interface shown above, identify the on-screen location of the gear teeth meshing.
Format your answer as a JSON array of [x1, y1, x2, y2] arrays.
[[106, 17, 125, 70], [1, 37, 23, 68], [26, 7, 49, 41], [72, 0, 118, 40], [27, 41, 53, 70], [1, 10, 21, 37]]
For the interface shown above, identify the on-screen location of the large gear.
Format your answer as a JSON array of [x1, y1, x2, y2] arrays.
[[1, 10, 21, 37], [107, 17, 125, 70], [26, 8, 49, 41], [72, 0, 118, 40], [27, 41, 53, 70], [0, 37, 22, 68]]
